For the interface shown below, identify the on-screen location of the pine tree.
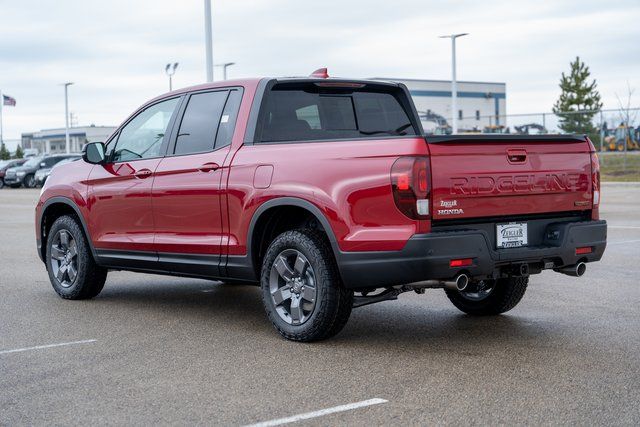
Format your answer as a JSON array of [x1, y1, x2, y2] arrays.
[[14, 144, 24, 159], [553, 57, 603, 135], [0, 143, 10, 160]]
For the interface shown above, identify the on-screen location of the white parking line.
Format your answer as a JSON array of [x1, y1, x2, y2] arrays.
[[245, 398, 388, 427], [0, 339, 97, 355], [609, 225, 640, 229]]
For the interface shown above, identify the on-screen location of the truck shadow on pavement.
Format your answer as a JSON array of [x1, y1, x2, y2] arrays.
[[90, 277, 552, 352]]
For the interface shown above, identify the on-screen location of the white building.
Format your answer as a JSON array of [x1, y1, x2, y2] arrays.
[[373, 78, 506, 133], [22, 125, 116, 154]]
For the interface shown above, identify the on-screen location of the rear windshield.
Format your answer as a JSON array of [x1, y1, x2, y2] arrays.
[[259, 83, 417, 143]]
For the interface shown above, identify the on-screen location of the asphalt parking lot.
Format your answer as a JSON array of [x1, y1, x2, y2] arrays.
[[1, 185, 639, 426]]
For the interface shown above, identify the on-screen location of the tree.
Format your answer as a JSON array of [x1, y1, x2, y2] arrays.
[[0, 143, 10, 160], [553, 57, 603, 136], [14, 144, 24, 159]]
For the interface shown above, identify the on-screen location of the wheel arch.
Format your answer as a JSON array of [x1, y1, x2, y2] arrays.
[[247, 197, 342, 280], [39, 197, 97, 263]]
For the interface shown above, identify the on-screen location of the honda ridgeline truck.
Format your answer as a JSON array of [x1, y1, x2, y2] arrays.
[[36, 70, 607, 341]]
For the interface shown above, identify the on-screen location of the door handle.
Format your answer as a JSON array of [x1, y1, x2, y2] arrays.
[[134, 168, 153, 178], [198, 162, 220, 173], [507, 149, 527, 163]]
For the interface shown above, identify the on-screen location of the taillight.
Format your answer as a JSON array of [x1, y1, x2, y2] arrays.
[[591, 151, 600, 219], [591, 152, 600, 206], [391, 157, 430, 219]]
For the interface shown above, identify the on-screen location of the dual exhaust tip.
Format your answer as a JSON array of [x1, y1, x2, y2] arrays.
[[444, 274, 469, 292], [556, 262, 587, 277], [435, 262, 586, 292]]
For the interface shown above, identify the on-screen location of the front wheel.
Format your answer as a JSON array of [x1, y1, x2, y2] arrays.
[[445, 277, 528, 315], [261, 229, 353, 342], [46, 215, 108, 299]]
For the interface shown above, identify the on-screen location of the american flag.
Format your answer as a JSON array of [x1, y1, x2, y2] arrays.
[[3, 94, 16, 106]]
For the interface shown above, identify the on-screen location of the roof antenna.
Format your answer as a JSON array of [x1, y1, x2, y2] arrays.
[[310, 68, 329, 78]]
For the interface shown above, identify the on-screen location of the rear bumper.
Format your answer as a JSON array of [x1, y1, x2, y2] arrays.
[[337, 220, 607, 289]]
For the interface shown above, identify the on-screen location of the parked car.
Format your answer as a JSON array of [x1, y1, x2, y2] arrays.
[[0, 159, 28, 189], [5, 154, 79, 188], [36, 73, 607, 342], [34, 156, 81, 187]]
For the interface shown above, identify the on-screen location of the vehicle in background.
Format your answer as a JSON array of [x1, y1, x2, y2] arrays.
[[514, 123, 548, 135], [4, 154, 79, 188], [603, 123, 639, 151], [0, 159, 28, 189], [34, 156, 81, 187]]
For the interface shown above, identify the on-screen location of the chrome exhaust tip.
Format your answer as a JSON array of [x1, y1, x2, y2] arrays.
[[556, 262, 587, 277], [443, 274, 469, 292]]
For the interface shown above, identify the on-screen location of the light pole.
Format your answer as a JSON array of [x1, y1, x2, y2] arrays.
[[204, 0, 214, 82], [216, 62, 235, 80], [165, 63, 179, 91], [62, 82, 73, 154], [439, 33, 468, 134]]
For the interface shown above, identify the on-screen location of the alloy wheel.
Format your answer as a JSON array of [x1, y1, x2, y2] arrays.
[[50, 230, 79, 288], [269, 249, 317, 325], [459, 279, 495, 301]]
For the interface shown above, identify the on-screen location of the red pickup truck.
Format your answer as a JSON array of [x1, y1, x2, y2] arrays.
[[36, 71, 607, 341]]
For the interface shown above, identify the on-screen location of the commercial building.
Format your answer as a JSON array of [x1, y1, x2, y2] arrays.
[[373, 78, 506, 133], [21, 125, 116, 154]]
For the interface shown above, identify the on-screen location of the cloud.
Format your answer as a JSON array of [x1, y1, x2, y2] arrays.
[[0, 0, 639, 148]]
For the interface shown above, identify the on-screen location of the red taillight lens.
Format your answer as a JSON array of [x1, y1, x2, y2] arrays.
[[391, 157, 430, 219], [450, 258, 473, 267], [576, 246, 593, 255], [590, 151, 600, 220], [591, 152, 600, 205]]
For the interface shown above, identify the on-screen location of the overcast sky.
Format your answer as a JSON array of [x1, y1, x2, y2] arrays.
[[1, 0, 639, 148]]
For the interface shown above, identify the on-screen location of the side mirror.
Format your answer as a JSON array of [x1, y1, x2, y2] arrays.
[[83, 142, 106, 164]]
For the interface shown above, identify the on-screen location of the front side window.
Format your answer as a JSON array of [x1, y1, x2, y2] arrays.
[[112, 97, 179, 162], [174, 91, 229, 155], [259, 83, 416, 143]]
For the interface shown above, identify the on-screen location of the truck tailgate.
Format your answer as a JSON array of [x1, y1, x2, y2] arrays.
[[426, 135, 593, 221]]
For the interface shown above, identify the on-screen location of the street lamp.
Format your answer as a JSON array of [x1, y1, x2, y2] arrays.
[[439, 33, 468, 134], [165, 62, 179, 91], [204, 0, 214, 83], [215, 62, 235, 80], [62, 82, 73, 154]]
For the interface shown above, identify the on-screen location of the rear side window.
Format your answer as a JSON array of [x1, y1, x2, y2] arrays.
[[174, 91, 229, 155], [259, 83, 416, 142]]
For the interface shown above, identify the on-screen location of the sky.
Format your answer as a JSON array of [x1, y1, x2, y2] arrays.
[[1, 0, 639, 149]]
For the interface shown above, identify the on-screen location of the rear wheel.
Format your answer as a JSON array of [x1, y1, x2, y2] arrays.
[[0, 179, 4, 189], [46, 215, 107, 300], [445, 277, 528, 315], [261, 229, 353, 342]]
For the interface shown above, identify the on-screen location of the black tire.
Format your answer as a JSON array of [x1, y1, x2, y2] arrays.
[[23, 174, 36, 188], [445, 277, 528, 315], [261, 229, 353, 342], [46, 215, 107, 300], [0, 179, 4, 189]]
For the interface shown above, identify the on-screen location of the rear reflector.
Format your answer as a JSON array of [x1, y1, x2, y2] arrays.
[[575, 246, 593, 255], [450, 258, 473, 267]]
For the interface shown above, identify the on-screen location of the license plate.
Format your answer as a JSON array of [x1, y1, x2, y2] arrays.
[[496, 222, 528, 248]]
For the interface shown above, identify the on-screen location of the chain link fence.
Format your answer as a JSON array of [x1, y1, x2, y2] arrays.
[[456, 107, 640, 153]]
